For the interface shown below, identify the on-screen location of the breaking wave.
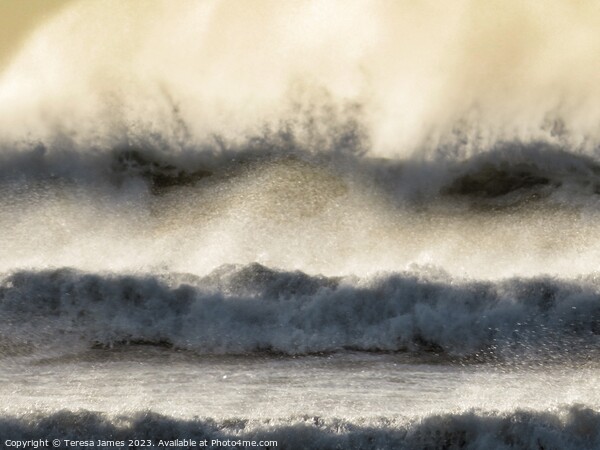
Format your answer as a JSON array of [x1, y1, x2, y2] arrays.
[[1, 405, 599, 450], [2, 138, 600, 208], [1, 264, 599, 359]]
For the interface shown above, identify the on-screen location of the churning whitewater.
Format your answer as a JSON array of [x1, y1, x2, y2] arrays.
[[1, 1, 599, 449]]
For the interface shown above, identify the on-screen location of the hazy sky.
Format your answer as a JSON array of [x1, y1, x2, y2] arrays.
[[0, 0, 71, 70]]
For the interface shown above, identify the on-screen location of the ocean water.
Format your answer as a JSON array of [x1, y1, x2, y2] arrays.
[[1, 1, 600, 449]]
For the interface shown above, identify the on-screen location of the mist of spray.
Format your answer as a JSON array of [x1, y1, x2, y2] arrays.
[[0, 0, 598, 156]]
